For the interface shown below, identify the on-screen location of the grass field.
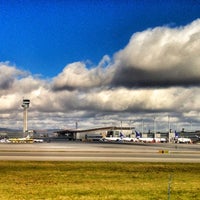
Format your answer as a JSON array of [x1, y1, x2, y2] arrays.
[[0, 161, 199, 200]]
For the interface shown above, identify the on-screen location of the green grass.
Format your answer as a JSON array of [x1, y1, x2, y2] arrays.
[[0, 161, 199, 200]]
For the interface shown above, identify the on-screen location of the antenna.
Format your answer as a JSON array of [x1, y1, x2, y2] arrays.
[[21, 99, 30, 133], [76, 121, 78, 129], [153, 116, 156, 138]]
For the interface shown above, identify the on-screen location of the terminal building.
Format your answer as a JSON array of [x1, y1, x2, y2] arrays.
[[56, 126, 135, 141]]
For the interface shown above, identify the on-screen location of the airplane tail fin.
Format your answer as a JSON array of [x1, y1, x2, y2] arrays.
[[175, 130, 179, 138], [135, 130, 141, 138], [195, 135, 200, 139], [119, 132, 125, 139], [26, 134, 31, 139]]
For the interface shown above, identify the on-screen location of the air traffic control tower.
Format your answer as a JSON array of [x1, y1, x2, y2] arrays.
[[21, 99, 30, 133]]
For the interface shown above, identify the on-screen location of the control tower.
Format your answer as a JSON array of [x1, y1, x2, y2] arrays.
[[21, 99, 30, 133]]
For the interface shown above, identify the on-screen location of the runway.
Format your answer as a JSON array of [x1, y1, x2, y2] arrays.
[[0, 141, 199, 162]]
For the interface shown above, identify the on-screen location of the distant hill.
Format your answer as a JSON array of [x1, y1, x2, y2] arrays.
[[0, 128, 61, 138], [0, 128, 60, 132], [0, 128, 21, 132]]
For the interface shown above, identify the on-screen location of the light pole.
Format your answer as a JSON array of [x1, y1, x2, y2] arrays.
[[154, 117, 156, 138]]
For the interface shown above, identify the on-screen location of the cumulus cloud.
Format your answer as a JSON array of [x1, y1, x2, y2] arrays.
[[52, 59, 113, 91], [73, 87, 200, 114], [51, 19, 200, 91], [111, 19, 200, 88], [0, 62, 49, 111], [0, 62, 26, 90]]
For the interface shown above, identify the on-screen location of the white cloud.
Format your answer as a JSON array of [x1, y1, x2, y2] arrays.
[[111, 19, 200, 87], [52, 19, 200, 90], [0, 62, 26, 91], [116, 20, 200, 70], [52, 61, 112, 91]]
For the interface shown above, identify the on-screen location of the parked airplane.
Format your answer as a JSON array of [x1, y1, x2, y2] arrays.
[[138, 137, 154, 143], [33, 138, 44, 143], [135, 130, 167, 143], [120, 132, 139, 142], [0, 138, 11, 143], [102, 132, 135, 142], [195, 135, 200, 140], [101, 135, 123, 142], [195, 135, 200, 143], [122, 137, 139, 142], [174, 131, 192, 144], [135, 130, 154, 143], [154, 137, 167, 143]]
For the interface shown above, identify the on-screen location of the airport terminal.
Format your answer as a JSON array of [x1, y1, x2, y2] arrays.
[[55, 126, 200, 143]]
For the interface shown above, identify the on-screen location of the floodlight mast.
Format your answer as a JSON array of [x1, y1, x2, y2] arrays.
[[21, 99, 30, 134]]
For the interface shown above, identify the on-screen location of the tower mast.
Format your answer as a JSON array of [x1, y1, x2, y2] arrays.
[[21, 99, 30, 134]]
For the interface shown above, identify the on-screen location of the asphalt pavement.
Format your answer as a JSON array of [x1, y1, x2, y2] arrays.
[[0, 141, 199, 162]]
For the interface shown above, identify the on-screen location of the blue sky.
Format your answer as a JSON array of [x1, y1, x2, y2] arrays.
[[1, 0, 199, 77], [0, 0, 200, 131]]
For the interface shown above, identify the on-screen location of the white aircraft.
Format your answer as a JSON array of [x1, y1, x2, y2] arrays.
[[138, 137, 154, 143], [119, 132, 139, 142], [101, 136, 123, 142], [154, 137, 167, 143], [174, 131, 192, 144], [135, 130, 154, 143], [0, 138, 11, 143], [101, 132, 123, 142], [33, 138, 44, 143], [195, 135, 200, 140], [195, 135, 200, 143], [122, 137, 139, 142], [102, 132, 136, 142]]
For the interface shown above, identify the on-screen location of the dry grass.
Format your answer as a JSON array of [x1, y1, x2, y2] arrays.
[[0, 161, 199, 200]]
